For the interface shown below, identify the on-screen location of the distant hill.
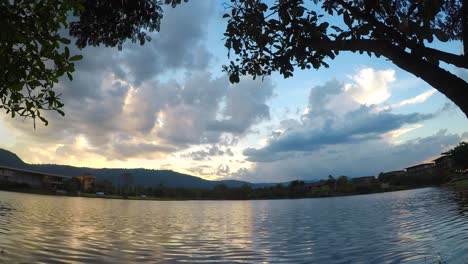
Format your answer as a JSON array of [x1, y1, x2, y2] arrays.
[[0, 148, 253, 189], [0, 148, 27, 168]]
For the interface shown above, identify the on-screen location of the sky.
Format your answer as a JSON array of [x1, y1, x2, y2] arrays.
[[1, 1, 467, 183]]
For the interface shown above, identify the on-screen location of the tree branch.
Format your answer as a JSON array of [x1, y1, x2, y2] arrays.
[[304, 39, 468, 117], [413, 46, 467, 68], [463, 0, 468, 55], [380, 45, 468, 119], [336, 0, 467, 68]]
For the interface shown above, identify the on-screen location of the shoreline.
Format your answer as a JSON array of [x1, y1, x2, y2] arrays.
[[1, 185, 460, 202]]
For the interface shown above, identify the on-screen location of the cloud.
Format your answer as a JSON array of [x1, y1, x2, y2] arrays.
[[181, 145, 234, 161], [186, 164, 232, 179], [0, 1, 274, 165], [4, 70, 274, 163], [153, 75, 274, 147], [232, 67, 467, 182], [121, 1, 215, 85], [344, 68, 395, 105], [236, 130, 468, 183], [391, 89, 436, 108], [244, 79, 436, 162], [207, 77, 274, 134]]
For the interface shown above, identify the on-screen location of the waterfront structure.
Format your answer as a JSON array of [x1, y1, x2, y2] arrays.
[[380, 170, 406, 178], [351, 176, 376, 185], [380, 183, 390, 189], [75, 174, 96, 191], [378, 170, 406, 183], [433, 156, 454, 172], [405, 163, 435, 177], [0, 166, 70, 190], [304, 181, 328, 191]]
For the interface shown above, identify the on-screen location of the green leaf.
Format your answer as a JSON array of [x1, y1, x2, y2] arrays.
[[38, 115, 49, 126], [434, 30, 449, 42], [28, 80, 41, 87], [318, 22, 329, 31], [343, 12, 352, 27], [60, 38, 71, 44], [229, 74, 240, 83], [67, 72, 73, 81], [69, 54, 83, 61], [12, 83, 23, 91]]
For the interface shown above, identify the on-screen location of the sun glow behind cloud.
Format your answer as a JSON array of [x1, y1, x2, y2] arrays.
[[345, 68, 395, 106]]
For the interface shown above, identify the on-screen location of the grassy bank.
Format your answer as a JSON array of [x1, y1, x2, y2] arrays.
[[445, 179, 468, 190], [441, 172, 468, 191]]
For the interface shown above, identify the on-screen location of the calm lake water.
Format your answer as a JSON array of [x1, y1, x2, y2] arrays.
[[0, 188, 467, 263]]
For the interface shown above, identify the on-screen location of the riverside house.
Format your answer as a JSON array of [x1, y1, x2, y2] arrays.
[[405, 163, 435, 177], [351, 176, 376, 185], [75, 174, 96, 192], [0, 166, 70, 191], [433, 156, 454, 172]]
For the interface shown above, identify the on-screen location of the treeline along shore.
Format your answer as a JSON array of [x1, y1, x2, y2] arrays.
[[1, 142, 467, 200]]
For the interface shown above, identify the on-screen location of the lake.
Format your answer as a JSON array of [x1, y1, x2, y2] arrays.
[[0, 188, 467, 263]]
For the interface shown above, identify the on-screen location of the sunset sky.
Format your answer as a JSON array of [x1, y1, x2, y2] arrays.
[[0, 1, 467, 183]]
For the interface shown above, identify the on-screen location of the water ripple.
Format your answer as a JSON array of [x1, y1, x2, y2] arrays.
[[0, 188, 467, 263]]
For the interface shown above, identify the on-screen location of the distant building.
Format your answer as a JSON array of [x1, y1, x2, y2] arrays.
[[380, 183, 390, 189], [0, 166, 70, 190], [351, 176, 376, 185], [75, 174, 96, 191], [380, 170, 406, 178], [304, 181, 328, 191], [405, 163, 435, 177], [433, 156, 453, 172], [379, 170, 406, 183]]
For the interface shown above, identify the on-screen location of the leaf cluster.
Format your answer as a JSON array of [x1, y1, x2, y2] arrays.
[[0, 0, 83, 126], [442, 141, 468, 170]]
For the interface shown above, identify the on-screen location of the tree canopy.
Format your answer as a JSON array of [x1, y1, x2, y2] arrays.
[[0, 0, 80, 125], [443, 141, 468, 170], [223, 0, 468, 117]]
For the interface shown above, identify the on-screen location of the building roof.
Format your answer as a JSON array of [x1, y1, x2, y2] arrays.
[[433, 156, 451, 162], [405, 163, 434, 170], [0, 165, 71, 179], [354, 176, 375, 179], [382, 170, 405, 174], [305, 181, 328, 187], [352, 176, 375, 181]]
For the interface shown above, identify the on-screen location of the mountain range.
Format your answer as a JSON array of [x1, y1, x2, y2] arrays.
[[0, 148, 281, 189]]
